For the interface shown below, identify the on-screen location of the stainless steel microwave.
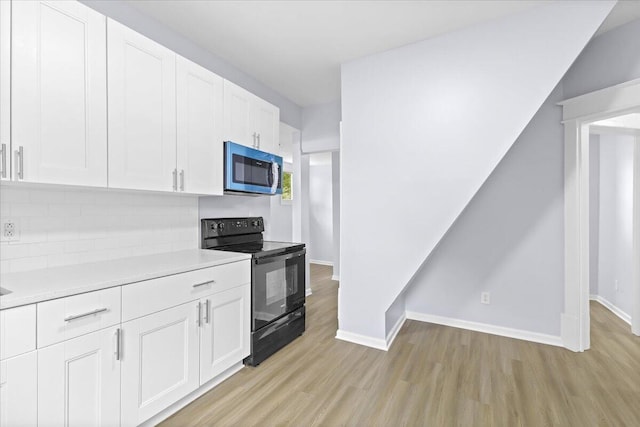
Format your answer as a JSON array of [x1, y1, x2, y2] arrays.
[[224, 141, 283, 195]]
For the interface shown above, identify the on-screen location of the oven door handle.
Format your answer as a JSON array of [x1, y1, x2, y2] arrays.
[[254, 249, 306, 265]]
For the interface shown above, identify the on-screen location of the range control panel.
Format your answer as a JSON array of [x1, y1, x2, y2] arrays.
[[202, 217, 264, 238]]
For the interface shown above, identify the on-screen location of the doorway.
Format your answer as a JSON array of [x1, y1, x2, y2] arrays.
[[560, 79, 640, 352], [588, 118, 638, 335]]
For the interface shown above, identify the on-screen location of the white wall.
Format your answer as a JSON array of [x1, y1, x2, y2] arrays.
[[300, 100, 341, 274], [81, 0, 302, 128], [404, 20, 640, 340], [405, 85, 565, 336], [596, 134, 635, 315], [0, 185, 198, 273], [332, 151, 341, 279], [309, 154, 333, 264], [339, 1, 614, 341], [301, 100, 341, 153], [563, 19, 640, 100], [269, 162, 293, 242]]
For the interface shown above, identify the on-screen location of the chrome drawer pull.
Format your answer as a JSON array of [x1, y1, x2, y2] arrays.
[[64, 307, 108, 322], [193, 280, 215, 288]]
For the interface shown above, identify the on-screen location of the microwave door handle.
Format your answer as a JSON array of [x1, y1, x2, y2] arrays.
[[269, 161, 280, 194], [255, 249, 306, 265], [267, 162, 274, 187]]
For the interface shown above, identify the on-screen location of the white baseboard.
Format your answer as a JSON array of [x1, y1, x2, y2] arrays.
[[406, 311, 563, 348], [331, 275, 340, 281], [385, 312, 406, 350], [590, 294, 632, 325], [305, 287, 313, 297], [140, 362, 244, 426], [310, 259, 333, 266], [335, 329, 388, 351]]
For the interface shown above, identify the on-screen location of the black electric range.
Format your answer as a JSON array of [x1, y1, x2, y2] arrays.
[[201, 217, 306, 366]]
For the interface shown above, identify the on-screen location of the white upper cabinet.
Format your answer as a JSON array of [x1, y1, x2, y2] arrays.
[[176, 56, 224, 195], [107, 18, 177, 192], [223, 80, 280, 154], [0, 0, 10, 182], [253, 97, 280, 155], [11, 0, 107, 186], [223, 80, 254, 149]]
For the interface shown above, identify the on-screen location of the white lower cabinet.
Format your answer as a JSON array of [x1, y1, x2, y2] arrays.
[[37, 326, 121, 427], [0, 261, 250, 427], [200, 285, 250, 384], [120, 302, 200, 426], [0, 351, 37, 427], [120, 282, 251, 426]]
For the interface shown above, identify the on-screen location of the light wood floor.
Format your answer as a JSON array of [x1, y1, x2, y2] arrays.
[[161, 264, 640, 426]]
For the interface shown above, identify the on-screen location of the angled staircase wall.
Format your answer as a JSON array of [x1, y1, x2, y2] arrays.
[[338, 1, 616, 346]]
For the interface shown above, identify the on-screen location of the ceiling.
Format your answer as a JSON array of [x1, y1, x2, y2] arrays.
[[127, 1, 640, 107], [592, 112, 640, 130]]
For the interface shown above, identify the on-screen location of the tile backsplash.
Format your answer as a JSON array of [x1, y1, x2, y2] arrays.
[[0, 185, 199, 273]]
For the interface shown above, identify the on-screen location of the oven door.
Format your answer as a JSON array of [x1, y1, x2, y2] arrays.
[[252, 249, 305, 331]]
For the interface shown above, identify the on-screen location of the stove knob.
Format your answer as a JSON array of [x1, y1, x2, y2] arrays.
[[210, 223, 217, 230], [218, 223, 225, 229]]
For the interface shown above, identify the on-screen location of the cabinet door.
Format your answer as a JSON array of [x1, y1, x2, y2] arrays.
[[0, 0, 9, 182], [200, 285, 250, 384], [38, 326, 120, 427], [107, 19, 176, 192], [121, 302, 199, 426], [11, 0, 107, 186], [0, 304, 36, 361], [253, 98, 280, 155], [223, 80, 255, 149], [0, 351, 37, 427], [176, 56, 224, 195]]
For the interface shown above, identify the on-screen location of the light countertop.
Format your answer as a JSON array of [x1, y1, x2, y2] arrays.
[[0, 249, 251, 310]]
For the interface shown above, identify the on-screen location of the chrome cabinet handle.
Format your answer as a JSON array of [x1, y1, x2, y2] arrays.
[[16, 146, 23, 180], [193, 280, 215, 288], [114, 328, 122, 360], [252, 132, 257, 148], [196, 302, 202, 327], [256, 133, 260, 149], [172, 169, 178, 191], [180, 169, 185, 191], [0, 143, 6, 178], [205, 299, 210, 324], [64, 307, 108, 322]]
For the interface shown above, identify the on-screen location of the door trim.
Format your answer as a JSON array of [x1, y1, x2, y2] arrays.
[[560, 78, 640, 351]]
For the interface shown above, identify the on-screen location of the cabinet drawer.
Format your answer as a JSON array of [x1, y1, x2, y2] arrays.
[[37, 287, 121, 348], [122, 260, 251, 322], [0, 305, 36, 360]]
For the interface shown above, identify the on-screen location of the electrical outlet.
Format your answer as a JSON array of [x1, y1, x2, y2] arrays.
[[2, 220, 20, 242], [481, 292, 490, 305]]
